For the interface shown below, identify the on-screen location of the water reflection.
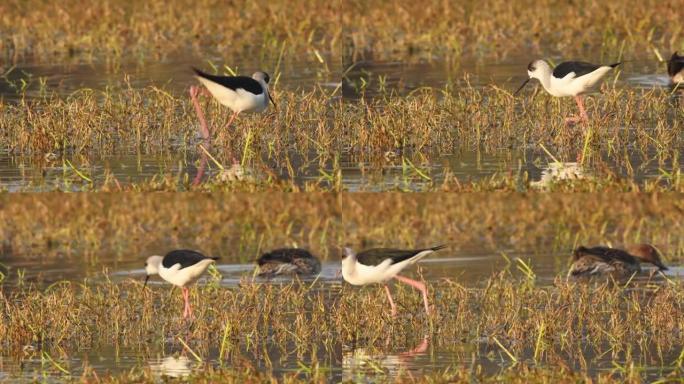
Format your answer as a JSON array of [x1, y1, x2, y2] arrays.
[[531, 162, 585, 189], [149, 355, 194, 378], [343, 336, 429, 382]]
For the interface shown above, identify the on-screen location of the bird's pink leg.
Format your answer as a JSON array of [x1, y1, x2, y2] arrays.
[[187, 292, 193, 319], [394, 275, 431, 315], [182, 287, 191, 319], [384, 284, 398, 317], [224, 111, 239, 130], [189, 86, 211, 144], [564, 96, 588, 126], [400, 336, 429, 357], [191, 153, 208, 187], [575, 95, 588, 123], [223, 111, 241, 165]]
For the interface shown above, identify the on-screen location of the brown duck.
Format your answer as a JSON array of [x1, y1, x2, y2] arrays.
[[568, 244, 668, 278], [256, 248, 321, 278]]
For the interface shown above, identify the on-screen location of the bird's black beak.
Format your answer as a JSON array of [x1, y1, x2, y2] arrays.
[[514, 78, 531, 96], [143, 275, 150, 289], [268, 91, 276, 110]]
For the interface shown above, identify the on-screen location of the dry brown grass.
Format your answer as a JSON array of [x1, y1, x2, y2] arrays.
[[344, 0, 684, 60], [0, 193, 681, 269], [0, 0, 340, 62]]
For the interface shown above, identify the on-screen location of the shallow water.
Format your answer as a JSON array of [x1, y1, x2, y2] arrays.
[[343, 53, 674, 98], [1, 246, 682, 382], [1, 49, 682, 381], [1, 52, 681, 191]]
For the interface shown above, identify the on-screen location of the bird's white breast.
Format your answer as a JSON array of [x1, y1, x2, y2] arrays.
[[158, 259, 215, 287], [197, 77, 268, 113], [342, 259, 395, 285]]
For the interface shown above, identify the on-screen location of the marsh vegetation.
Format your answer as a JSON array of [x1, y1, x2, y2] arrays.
[[0, 0, 682, 382]]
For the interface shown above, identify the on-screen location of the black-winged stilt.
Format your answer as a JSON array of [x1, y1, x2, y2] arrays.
[[341, 245, 446, 317], [515, 59, 622, 124], [568, 244, 668, 278], [668, 52, 684, 85], [189, 67, 276, 143], [144, 249, 218, 319], [256, 248, 322, 277]]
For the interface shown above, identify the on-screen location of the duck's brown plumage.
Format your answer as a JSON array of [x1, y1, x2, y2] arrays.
[[668, 52, 684, 84], [256, 248, 321, 278], [568, 244, 667, 278]]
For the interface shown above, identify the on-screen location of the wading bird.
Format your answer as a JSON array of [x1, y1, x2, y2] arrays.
[[256, 248, 322, 277], [144, 249, 218, 319], [189, 68, 276, 143], [341, 245, 446, 317], [515, 59, 621, 124], [568, 244, 668, 278]]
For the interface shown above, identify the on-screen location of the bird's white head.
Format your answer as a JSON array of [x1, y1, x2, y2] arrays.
[[526, 59, 551, 80], [143, 255, 163, 288], [251, 71, 271, 84], [514, 59, 551, 95], [145, 255, 163, 275], [252, 71, 276, 109]]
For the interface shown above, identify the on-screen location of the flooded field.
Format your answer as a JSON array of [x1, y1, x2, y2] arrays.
[[1, 194, 683, 382], [1, 53, 681, 191], [1, 0, 683, 382]]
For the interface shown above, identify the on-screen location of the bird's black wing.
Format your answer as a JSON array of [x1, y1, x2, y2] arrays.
[[553, 61, 602, 78], [573, 246, 635, 264], [192, 67, 263, 95], [668, 52, 684, 77], [163, 249, 216, 269], [357, 245, 446, 266], [257, 248, 314, 265]]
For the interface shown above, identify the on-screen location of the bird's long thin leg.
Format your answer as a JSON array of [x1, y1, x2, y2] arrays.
[[224, 111, 241, 165], [224, 111, 240, 131], [394, 275, 430, 315], [400, 336, 429, 357], [187, 289, 194, 319], [189, 86, 211, 144], [182, 287, 190, 319], [384, 284, 398, 317], [575, 95, 588, 123], [191, 152, 208, 186]]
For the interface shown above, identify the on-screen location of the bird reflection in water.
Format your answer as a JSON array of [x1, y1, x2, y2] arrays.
[[343, 336, 429, 381], [148, 355, 194, 378]]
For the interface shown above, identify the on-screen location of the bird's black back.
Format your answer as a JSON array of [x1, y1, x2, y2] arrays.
[[553, 61, 619, 78], [257, 248, 315, 265], [163, 249, 217, 269], [192, 67, 264, 95], [356, 245, 446, 266]]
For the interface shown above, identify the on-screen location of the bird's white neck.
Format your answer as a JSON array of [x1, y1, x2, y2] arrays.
[[535, 69, 553, 95], [341, 257, 356, 280]]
